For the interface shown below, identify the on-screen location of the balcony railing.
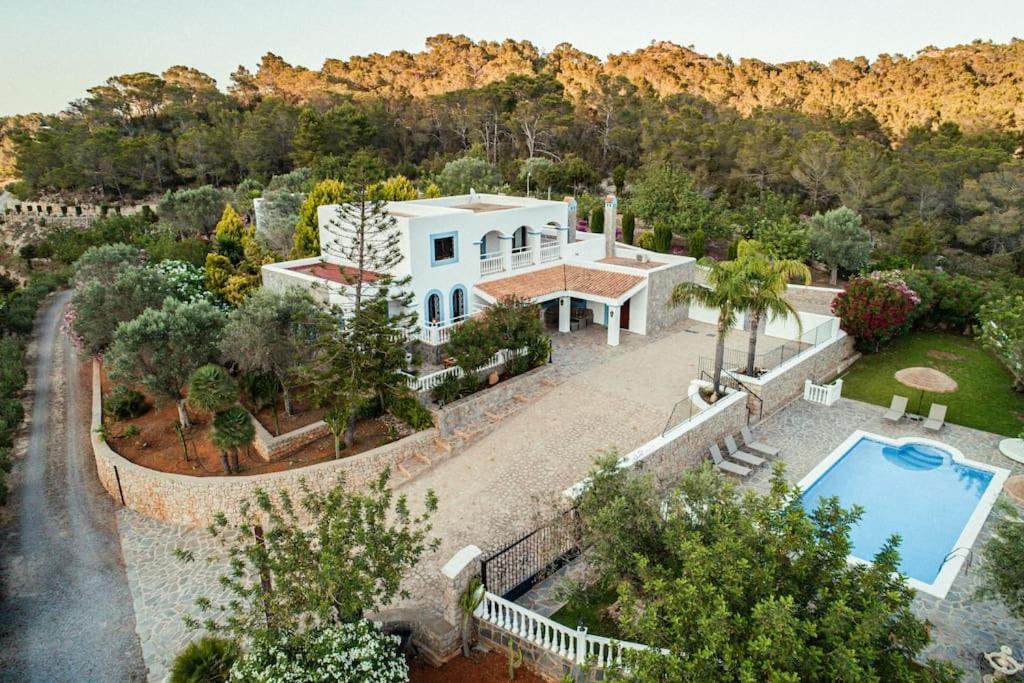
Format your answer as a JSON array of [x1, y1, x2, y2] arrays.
[[540, 242, 561, 263], [480, 251, 505, 276], [510, 246, 533, 270]]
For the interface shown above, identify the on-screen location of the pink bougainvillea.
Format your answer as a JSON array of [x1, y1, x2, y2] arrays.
[[832, 275, 921, 352]]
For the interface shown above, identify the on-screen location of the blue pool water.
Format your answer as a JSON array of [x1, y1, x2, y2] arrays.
[[801, 436, 994, 584]]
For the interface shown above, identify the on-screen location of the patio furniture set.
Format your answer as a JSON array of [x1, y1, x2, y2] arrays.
[[883, 395, 948, 431], [708, 426, 781, 477]]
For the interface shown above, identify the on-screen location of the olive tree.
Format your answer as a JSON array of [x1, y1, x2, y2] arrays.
[[107, 298, 225, 428], [807, 206, 872, 284], [219, 287, 322, 416], [71, 266, 175, 355]]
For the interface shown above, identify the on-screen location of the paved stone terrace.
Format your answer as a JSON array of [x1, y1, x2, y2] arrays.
[[747, 397, 1024, 681]]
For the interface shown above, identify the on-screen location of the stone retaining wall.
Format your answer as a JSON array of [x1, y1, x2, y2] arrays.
[[433, 363, 552, 438], [250, 413, 331, 461], [743, 333, 856, 418], [90, 360, 438, 528], [477, 622, 569, 682], [783, 283, 843, 315]]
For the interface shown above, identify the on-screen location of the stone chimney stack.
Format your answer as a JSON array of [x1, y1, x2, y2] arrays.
[[564, 196, 577, 243], [604, 194, 617, 258]]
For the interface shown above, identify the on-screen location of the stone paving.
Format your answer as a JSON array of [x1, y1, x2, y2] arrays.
[[118, 509, 233, 682], [746, 397, 1024, 681]]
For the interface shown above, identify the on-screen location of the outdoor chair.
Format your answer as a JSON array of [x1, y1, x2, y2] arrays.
[[723, 435, 766, 467], [923, 403, 948, 432], [883, 395, 908, 422], [709, 444, 752, 477], [741, 425, 779, 458]]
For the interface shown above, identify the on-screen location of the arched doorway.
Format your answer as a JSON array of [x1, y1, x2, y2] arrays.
[[425, 292, 443, 324], [450, 286, 467, 321], [513, 226, 528, 250]]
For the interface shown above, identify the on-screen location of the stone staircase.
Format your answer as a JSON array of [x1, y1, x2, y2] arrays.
[[391, 378, 559, 486]]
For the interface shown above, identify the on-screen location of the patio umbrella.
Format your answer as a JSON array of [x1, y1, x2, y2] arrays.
[[894, 367, 958, 416]]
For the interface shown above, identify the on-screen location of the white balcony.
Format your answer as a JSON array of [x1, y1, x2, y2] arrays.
[[480, 252, 505, 276], [540, 242, 561, 263], [510, 246, 534, 270]]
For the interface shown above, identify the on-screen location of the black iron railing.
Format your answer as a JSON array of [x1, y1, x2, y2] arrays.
[[479, 507, 584, 601]]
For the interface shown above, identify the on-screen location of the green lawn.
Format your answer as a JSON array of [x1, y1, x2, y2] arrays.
[[549, 586, 621, 639], [840, 331, 1024, 437]]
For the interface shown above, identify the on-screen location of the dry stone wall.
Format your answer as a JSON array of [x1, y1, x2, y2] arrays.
[[744, 334, 856, 418], [645, 260, 695, 332], [90, 361, 437, 528]]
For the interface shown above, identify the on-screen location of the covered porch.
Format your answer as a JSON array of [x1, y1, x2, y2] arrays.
[[474, 264, 648, 346]]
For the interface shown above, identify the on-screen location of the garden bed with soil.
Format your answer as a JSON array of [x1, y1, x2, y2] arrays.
[[96, 365, 400, 476], [249, 392, 324, 436], [408, 650, 544, 683]]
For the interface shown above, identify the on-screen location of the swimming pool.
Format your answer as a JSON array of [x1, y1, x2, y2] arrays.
[[798, 430, 1009, 598]]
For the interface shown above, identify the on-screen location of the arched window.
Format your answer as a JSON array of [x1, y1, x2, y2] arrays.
[[513, 226, 527, 250], [451, 287, 466, 320], [426, 292, 442, 324]]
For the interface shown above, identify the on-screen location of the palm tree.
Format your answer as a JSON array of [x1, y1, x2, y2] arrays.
[[734, 240, 812, 376], [186, 364, 239, 474], [669, 258, 754, 398], [211, 406, 255, 474]]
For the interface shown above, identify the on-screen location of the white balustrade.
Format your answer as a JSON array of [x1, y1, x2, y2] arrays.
[[539, 242, 561, 263], [510, 246, 534, 270], [476, 591, 648, 668], [405, 348, 527, 393], [480, 252, 505, 276], [803, 378, 843, 406]]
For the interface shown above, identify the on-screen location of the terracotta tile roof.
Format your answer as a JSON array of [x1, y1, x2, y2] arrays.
[[288, 262, 379, 284], [476, 265, 644, 301]]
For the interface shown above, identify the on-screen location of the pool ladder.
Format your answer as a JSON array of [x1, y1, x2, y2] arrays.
[[940, 547, 974, 575]]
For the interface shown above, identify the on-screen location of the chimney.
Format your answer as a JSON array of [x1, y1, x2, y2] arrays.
[[564, 196, 577, 243], [604, 194, 617, 258]]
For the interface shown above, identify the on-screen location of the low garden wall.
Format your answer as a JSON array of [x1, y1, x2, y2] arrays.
[[250, 414, 331, 461], [783, 283, 843, 314], [90, 360, 438, 528], [432, 362, 553, 438]]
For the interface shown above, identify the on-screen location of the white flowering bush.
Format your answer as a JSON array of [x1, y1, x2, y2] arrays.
[[229, 620, 408, 683], [154, 259, 214, 305]]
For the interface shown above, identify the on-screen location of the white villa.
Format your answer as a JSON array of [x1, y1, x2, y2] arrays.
[[261, 192, 696, 349]]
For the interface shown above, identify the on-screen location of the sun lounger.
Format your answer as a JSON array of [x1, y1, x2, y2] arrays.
[[723, 435, 766, 467], [709, 444, 751, 477], [883, 395, 908, 422], [923, 403, 947, 431], [741, 425, 779, 458]]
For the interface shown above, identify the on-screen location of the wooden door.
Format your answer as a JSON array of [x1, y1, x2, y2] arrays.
[[620, 299, 630, 329]]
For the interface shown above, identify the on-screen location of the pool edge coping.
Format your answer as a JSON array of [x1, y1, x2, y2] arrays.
[[795, 429, 1011, 600]]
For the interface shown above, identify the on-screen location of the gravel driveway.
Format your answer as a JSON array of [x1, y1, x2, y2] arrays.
[[0, 292, 146, 682]]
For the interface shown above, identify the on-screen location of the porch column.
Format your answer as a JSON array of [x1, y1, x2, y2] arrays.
[[558, 296, 571, 333], [606, 304, 621, 346], [564, 196, 577, 243], [500, 234, 513, 271]]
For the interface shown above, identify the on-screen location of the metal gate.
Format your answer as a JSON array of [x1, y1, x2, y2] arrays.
[[479, 507, 583, 601]]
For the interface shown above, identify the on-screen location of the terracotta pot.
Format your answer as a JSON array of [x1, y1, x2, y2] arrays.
[[487, 371, 499, 386]]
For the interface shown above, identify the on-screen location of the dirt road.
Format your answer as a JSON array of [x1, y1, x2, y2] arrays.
[[0, 292, 146, 682]]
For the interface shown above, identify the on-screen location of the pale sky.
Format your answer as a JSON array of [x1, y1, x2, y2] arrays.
[[1, 0, 1022, 116]]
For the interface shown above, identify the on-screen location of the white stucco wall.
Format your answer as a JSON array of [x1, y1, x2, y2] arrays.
[[316, 194, 569, 325]]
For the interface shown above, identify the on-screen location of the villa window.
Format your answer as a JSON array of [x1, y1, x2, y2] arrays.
[[513, 226, 527, 250], [431, 232, 458, 265]]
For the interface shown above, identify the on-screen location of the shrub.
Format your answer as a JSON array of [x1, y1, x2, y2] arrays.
[[228, 621, 407, 683], [621, 211, 635, 245], [635, 231, 656, 250], [590, 206, 605, 234], [105, 385, 148, 420], [0, 447, 11, 505], [832, 275, 921, 352], [687, 229, 706, 260], [445, 318, 500, 373], [387, 393, 433, 430], [0, 398, 25, 446], [170, 636, 239, 683], [0, 337, 27, 396], [652, 221, 673, 253], [432, 373, 463, 405]]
